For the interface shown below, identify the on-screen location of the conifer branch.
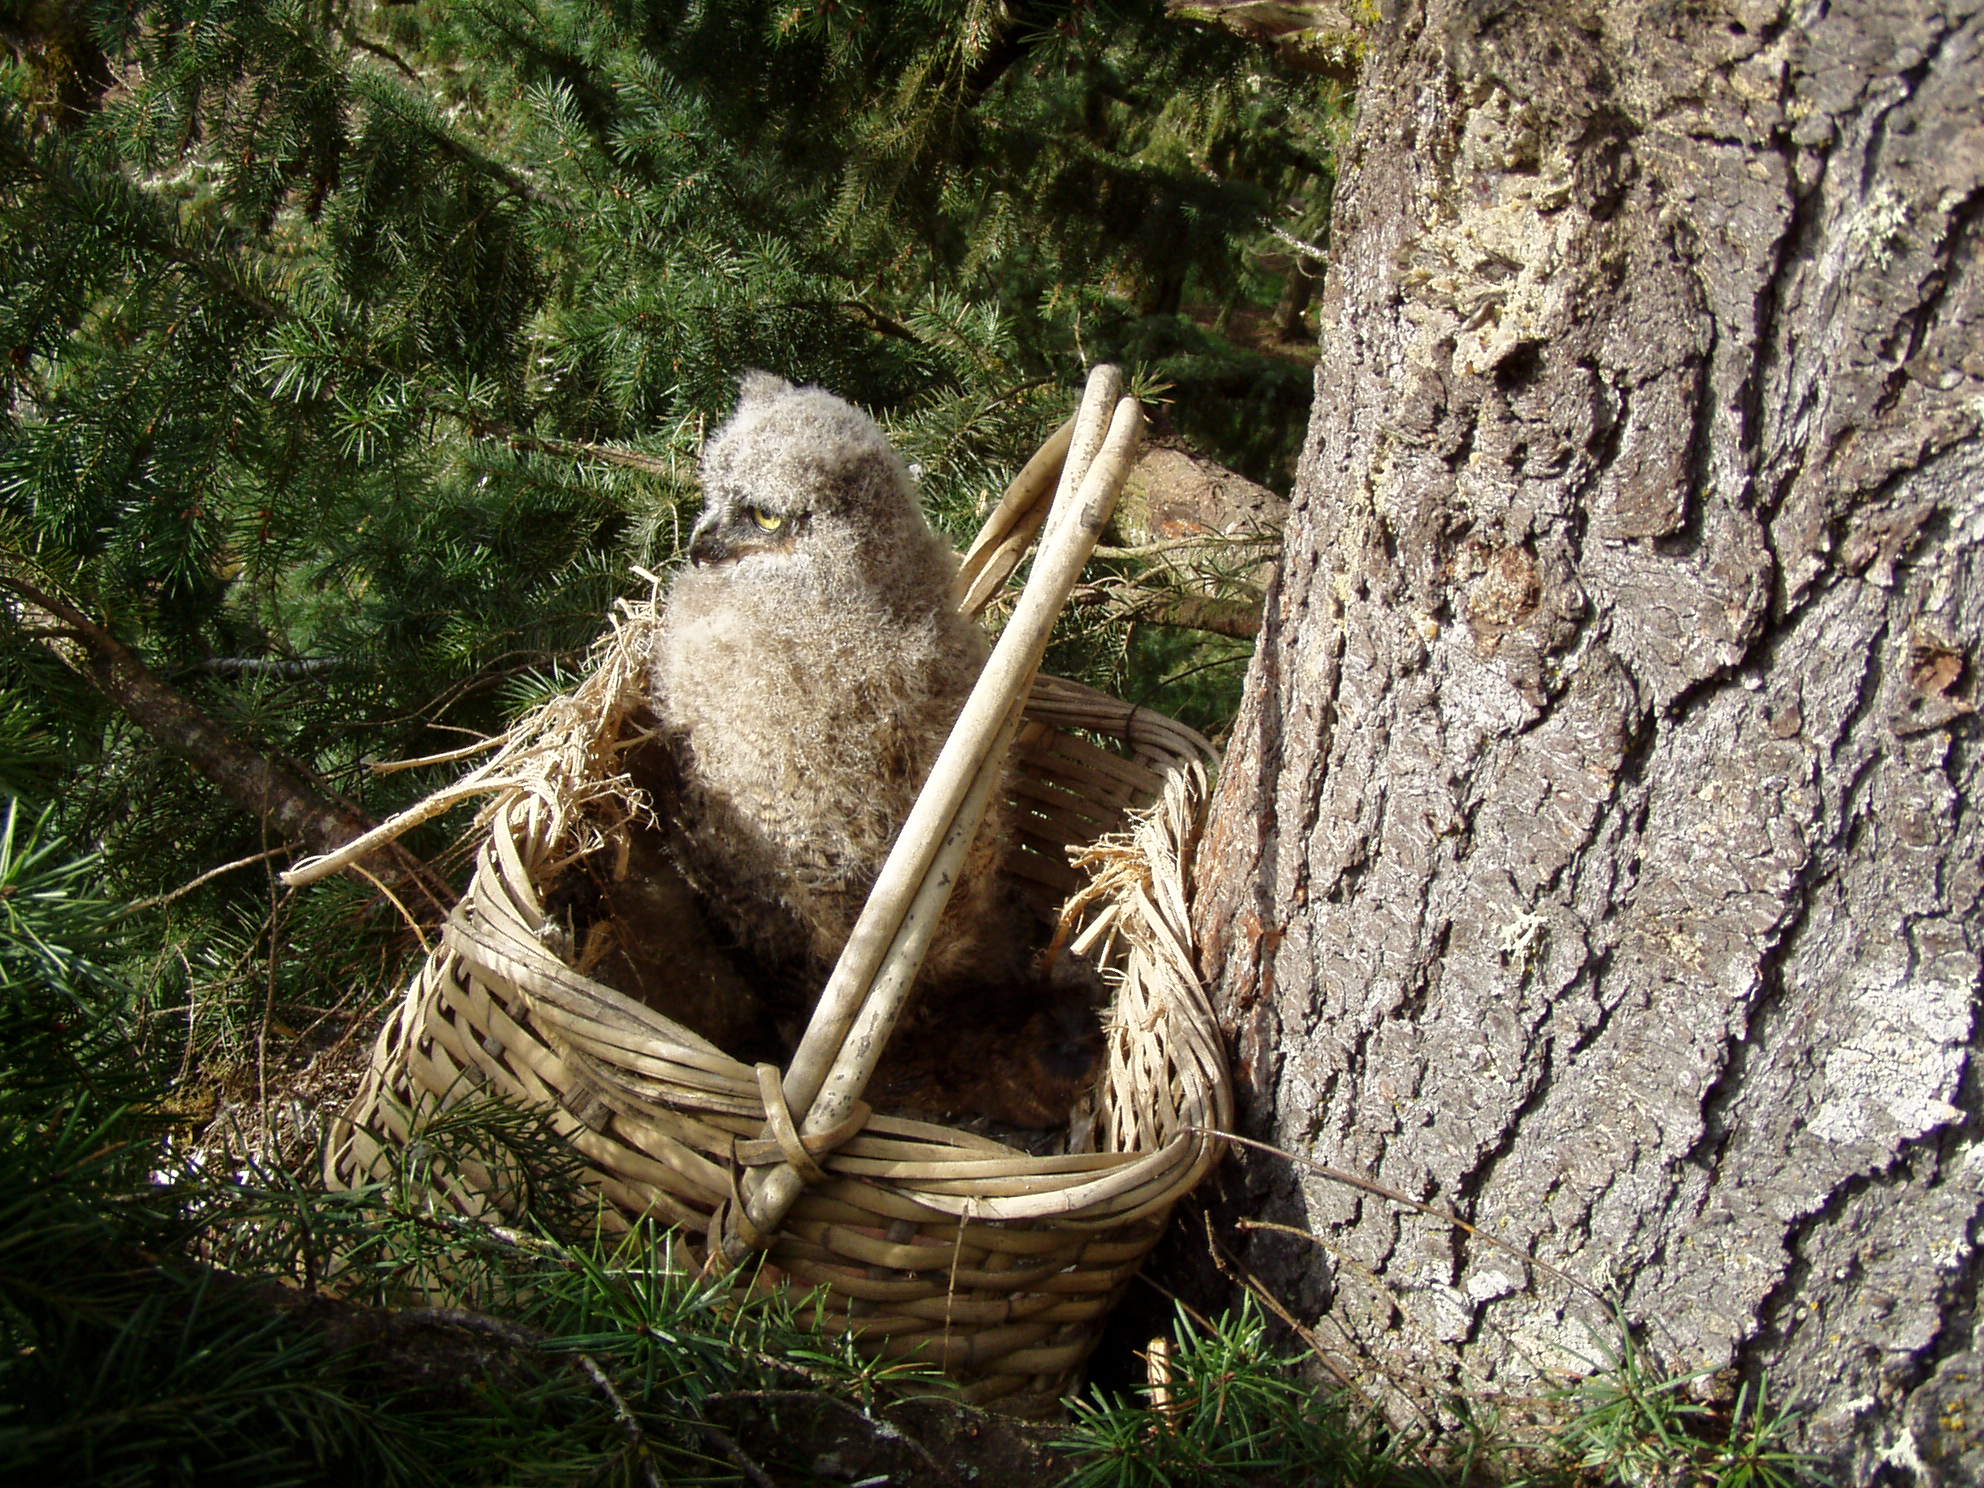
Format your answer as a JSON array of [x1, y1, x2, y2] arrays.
[[334, 60, 577, 211], [781, 299, 930, 347], [1068, 579, 1264, 638], [0, 567, 444, 906], [194, 657, 343, 677], [339, 26, 421, 83], [0, 137, 285, 320], [458, 414, 678, 475], [122, 844, 302, 913]]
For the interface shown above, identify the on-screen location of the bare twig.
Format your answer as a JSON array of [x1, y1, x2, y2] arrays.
[[123, 843, 303, 913], [1201, 1213, 1467, 1477], [687, 1417, 774, 1488], [396, 1305, 543, 1345], [396, 1305, 665, 1487], [1192, 1127, 1607, 1305], [702, 1389, 960, 1487], [1200, 1211, 1377, 1407], [1091, 531, 1279, 563], [574, 1351, 666, 1488], [1068, 580, 1263, 638], [340, 26, 420, 81], [369, 735, 508, 773], [0, 566, 449, 910], [1236, 1218, 1498, 1393], [470, 418, 679, 475], [1265, 222, 1329, 262], [192, 656, 342, 677], [346, 860, 438, 958]]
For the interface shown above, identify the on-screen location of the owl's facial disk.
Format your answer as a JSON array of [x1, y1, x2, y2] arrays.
[[688, 500, 807, 568]]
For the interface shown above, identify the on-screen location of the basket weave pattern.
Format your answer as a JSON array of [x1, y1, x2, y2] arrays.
[[328, 401, 1231, 1410]]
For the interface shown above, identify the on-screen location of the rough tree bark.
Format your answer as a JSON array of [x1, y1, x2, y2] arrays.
[[1191, 1, 1982, 1480]]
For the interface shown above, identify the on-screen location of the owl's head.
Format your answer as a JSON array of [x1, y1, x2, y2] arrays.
[[687, 373, 929, 579]]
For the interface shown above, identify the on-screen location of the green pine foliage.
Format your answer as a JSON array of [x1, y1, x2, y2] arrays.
[[1057, 1300, 1438, 1487], [3, 0, 1337, 1052], [0, 806, 912, 1485], [0, 6, 1353, 1479]]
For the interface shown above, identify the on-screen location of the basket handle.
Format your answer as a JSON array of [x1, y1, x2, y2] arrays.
[[950, 413, 1074, 619], [709, 366, 1143, 1268]]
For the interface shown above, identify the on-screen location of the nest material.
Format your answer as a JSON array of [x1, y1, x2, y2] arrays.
[[324, 386, 1232, 1412]]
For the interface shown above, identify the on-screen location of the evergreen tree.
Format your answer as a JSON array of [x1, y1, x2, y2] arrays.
[[0, 0, 1337, 1153]]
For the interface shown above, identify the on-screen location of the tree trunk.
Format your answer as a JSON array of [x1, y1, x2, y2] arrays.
[[1191, 1, 1983, 1480]]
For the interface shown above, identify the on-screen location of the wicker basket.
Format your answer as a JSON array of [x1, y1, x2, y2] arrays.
[[304, 370, 1232, 1411]]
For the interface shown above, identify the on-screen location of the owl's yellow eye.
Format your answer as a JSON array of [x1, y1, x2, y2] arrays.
[[748, 506, 784, 533]]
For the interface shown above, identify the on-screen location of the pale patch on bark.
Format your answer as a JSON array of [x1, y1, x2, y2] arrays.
[[1808, 957, 1970, 1145]]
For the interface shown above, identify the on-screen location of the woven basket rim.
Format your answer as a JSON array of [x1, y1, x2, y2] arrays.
[[326, 601, 1232, 1193]]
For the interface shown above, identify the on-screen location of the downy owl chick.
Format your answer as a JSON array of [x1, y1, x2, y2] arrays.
[[647, 373, 1015, 1022]]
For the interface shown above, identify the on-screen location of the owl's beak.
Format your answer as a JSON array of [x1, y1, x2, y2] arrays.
[[688, 515, 732, 568]]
